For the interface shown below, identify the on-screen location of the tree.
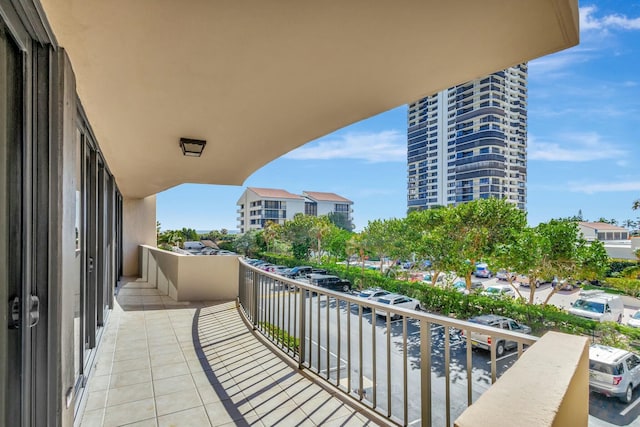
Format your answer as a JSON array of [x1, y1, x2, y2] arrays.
[[596, 217, 618, 225], [446, 199, 527, 290], [278, 213, 317, 260], [324, 227, 352, 262], [490, 227, 549, 302], [233, 231, 260, 257], [622, 219, 636, 230], [346, 233, 368, 276], [262, 221, 280, 253], [633, 199, 640, 211], [310, 216, 333, 262], [539, 220, 608, 306], [180, 227, 198, 241], [407, 208, 458, 286], [384, 218, 416, 266], [361, 219, 397, 271], [327, 211, 354, 231]]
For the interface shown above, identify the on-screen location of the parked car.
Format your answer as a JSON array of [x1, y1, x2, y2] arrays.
[[553, 278, 577, 291], [358, 288, 391, 310], [259, 263, 275, 271], [481, 284, 515, 298], [589, 344, 640, 403], [628, 311, 640, 328], [568, 292, 624, 323], [217, 250, 237, 255], [423, 273, 446, 286], [358, 288, 391, 301], [375, 294, 419, 320], [496, 269, 514, 281], [272, 266, 291, 276], [305, 268, 327, 278], [516, 275, 537, 288], [307, 274, 351, 292], [474, 263, 492, 278], [284, 266, 313, 278], [451, 280, 484, 294], [517, 275, 557, 288], [465, 315, 532, 357]]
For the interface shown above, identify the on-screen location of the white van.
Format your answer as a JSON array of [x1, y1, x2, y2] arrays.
[[569, 292, 624, 323], [183, 241, 205, 250]]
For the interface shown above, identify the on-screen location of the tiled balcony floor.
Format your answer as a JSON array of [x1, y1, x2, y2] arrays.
[[79, 278, 379, 427]]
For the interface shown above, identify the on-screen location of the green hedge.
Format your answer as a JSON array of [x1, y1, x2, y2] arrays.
[[257, 252, 600, 337], [608, 259, 639, 276], [606, 278, 640, 298]]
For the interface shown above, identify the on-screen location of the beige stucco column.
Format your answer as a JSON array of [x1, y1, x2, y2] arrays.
[[123, 195, 157, 277]]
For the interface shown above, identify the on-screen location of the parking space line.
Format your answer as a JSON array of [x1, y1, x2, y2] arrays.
[[620, 395, 640, 416], [407, 418, 421, 426]]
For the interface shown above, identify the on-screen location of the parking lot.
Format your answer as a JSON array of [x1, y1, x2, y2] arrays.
[[252, 259, 640, 426]]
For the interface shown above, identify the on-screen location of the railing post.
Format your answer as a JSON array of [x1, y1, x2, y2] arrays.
[[298, 288, 306, 370], [252, 270, 258, 329], [421, 320, 432, 427]]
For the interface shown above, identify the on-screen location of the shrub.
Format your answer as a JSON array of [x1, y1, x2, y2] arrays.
[[608, 259, 639, 276], [606, 278, 640, 298], [252, 254, 632, 343]]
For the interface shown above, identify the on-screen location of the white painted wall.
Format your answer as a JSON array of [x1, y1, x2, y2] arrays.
[[123, 196, 157, 276], [140, 245, 239, 301]]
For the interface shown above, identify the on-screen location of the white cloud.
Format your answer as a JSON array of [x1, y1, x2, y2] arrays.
[[568, 181, 640, 194], [581, 6, 640, 31], [529, 7, 640, 77], [285, 130, 406, 163], [528, 47, 594, 75], [529, 133, 627, 162]]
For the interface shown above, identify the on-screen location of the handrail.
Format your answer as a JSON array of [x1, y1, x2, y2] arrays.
[[238, 258, 538, 427]]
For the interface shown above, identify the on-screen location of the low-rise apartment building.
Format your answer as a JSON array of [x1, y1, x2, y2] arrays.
[[237, 187, 353, 232], [579, 222, 630, 242]]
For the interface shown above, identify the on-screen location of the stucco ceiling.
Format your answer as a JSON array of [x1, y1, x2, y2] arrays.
[[39, 0, 578, 199]]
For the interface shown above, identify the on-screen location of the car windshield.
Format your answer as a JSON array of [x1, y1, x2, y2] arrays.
[[378, 298, 391, 305], [573, 300, 605, 313], [359, 291, 373, 298], [633, 312, 640, 320], [485, 287, 501, 294], [590, 360, 621, 375]]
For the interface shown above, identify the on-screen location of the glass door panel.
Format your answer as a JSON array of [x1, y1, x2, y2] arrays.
[[0, 19, 25, 427]]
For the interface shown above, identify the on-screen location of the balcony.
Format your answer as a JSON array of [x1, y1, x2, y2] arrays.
[[79, 248, 590, 426], [79, 282, 373, 426]]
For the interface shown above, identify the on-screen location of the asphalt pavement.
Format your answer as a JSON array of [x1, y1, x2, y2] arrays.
[[259, 273, 640, 426]]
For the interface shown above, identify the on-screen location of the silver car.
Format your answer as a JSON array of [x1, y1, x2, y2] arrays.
[[589, 344, 640, 403]]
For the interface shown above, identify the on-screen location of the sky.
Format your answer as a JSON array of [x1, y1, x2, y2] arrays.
[[158, 1, 640, 233]]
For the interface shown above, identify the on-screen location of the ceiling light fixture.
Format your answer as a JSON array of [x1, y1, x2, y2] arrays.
[[179, 138, 207, 157]]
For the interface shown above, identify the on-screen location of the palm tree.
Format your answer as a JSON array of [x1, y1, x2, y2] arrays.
[[622, 219, 636, 230], [633, 199, 640, 211]]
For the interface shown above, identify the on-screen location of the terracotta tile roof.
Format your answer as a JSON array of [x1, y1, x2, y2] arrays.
[[579, 222, 629, 231], [248, 187, 304, 199], [303, 191, 352, 203]]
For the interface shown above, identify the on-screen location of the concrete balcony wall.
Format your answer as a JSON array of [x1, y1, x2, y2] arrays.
[[123, 196, 157, 276], [454, 332, 589, 427], [139, 245, 239, 301]]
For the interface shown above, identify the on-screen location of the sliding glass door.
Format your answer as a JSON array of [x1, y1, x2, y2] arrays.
[[0, 20, 25, 427]]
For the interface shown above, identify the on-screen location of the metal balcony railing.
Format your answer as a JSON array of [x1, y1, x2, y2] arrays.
[[238, 260, 538, 427]]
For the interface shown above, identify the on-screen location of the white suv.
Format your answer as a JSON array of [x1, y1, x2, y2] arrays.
[[589, 344, 640, 403]]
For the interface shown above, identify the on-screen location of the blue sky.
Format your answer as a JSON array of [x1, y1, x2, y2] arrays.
[[158, 2, 640, 232]]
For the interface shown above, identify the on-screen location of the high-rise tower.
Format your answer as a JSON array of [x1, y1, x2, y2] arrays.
[[407, 64, 527, 211]]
